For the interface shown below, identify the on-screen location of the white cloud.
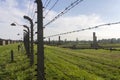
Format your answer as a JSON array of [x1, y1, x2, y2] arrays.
[[44, 11, 106, 40], [0, 0, 28, 40], [1, 0, 120, 40], [44, 10, 120, 41], [0, 0, 18, 8]]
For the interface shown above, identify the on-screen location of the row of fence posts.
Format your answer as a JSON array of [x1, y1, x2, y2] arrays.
[[23, 30, 30, 58], [9, 15, 35, 78], [45, 36, 62, 46], [9, 30, 116, 80], [10, 16, 34, 66], [23, 22, 34, 66], [9, 32, 113, 62], [46, 32, 99, 49], [10, 39, 30, 63], [9, 1, 44, 79]]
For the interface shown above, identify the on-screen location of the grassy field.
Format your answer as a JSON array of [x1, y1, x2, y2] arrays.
[[0, 44, 120, 80], [0, 44, 35, 80], [59, 43, 120, 49], [45, 46, 120, 80]]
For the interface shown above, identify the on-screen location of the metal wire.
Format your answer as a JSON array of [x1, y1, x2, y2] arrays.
[[44, 0, 84, 27], [45, 21, 120, 38], [31, 3, 36, 20], [43, 0, 49, 7], [44, 0, 59, 18], [27, 0, 33, 16], [44, 0, 52, 9]]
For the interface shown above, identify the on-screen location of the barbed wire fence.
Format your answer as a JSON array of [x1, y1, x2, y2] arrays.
[[45, 21, 120, 38], [12, 0, 120, 79]]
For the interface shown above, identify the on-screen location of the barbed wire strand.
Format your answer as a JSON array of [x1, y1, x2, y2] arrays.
[[45, 21, 120, 38], [31, 3, 36, 20], [44, 0, 52, 9], [44, 0, 84, 27], [44, 0, 59, 18], [27, 0, 33, 17], [43, 0, 49, 7]]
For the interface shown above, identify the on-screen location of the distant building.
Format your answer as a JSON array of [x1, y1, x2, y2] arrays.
[[5, 39, 12, 45], [0, 39, 6, 45]]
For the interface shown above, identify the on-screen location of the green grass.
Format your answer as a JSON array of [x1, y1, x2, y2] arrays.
[[45, 46, 120, 80], [0, 44, 36, 80], [60, 43, 120, 49], [0, 44, 120, 80]]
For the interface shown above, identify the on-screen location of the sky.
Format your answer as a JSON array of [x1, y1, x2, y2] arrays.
[[0, 0, 120, 41]]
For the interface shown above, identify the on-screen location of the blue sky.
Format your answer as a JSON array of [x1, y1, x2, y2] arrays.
[[44, 0, 120, 21], [0, 0, 120, 40]]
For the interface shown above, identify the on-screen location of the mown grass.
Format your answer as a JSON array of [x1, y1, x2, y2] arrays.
[[45, 46, 120, 80], [0, 44, 120, 80], [0, 44, 36, 80]]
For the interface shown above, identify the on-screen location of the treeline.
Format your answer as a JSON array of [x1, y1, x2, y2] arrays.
[[98, 38, 120, 44], [44, 38, 120, 49], [44, 38, 120, 45]]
